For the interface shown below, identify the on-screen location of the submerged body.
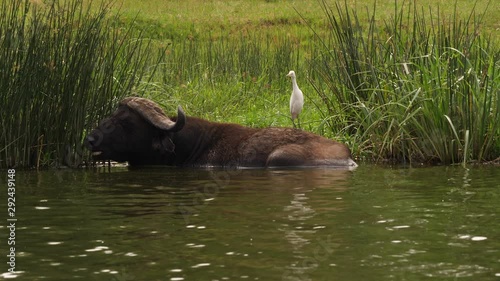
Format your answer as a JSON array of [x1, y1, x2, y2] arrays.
[[85, 97, 357, 168]]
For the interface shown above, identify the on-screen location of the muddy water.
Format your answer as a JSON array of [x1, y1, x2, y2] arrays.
[[1, 165, 499, 280]]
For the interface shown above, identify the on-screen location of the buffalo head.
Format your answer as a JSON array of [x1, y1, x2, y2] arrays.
[[84, 97, 185, 165]]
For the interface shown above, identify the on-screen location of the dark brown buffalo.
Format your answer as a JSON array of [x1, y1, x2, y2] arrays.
[[84, 97, 357, 168]]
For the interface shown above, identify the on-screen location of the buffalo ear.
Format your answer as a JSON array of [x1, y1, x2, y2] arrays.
[[152, 135, 175, 153]]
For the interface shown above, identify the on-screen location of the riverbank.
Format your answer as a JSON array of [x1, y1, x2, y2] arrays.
[[1, 0, 499, 168]]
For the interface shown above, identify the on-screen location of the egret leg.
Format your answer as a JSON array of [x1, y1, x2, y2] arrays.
[[297, 116, 301, 129]]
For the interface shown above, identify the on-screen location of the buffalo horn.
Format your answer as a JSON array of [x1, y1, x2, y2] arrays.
[[121, 97, 185, 132]]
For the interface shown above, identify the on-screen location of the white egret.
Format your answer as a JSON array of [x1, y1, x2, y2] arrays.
[[286, 70, 304, 128]]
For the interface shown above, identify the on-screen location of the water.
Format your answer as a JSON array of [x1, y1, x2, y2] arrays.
[[1, 165, 499, 280]]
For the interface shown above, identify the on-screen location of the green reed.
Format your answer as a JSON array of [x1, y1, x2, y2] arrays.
[[307, 0, 499, 164], [0, 0, 163, 168]]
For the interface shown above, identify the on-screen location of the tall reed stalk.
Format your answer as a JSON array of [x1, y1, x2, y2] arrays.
[[0, 0, 163, 168], [307, 0, 499, 164]]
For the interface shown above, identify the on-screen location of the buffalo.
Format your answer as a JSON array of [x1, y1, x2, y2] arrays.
[[84, 97, 357, 168]]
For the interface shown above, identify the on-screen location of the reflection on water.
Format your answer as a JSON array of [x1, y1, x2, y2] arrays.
[[1, 165, 500, 280], [278, 169, 349, 281]]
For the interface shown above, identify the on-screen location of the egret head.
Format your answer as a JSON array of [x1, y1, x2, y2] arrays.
[[286, 70, 296, 78]]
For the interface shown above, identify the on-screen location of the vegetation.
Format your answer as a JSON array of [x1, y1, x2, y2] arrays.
[[0, 0, 164, 168], [1, 0, 499, 168], [307, 1, 500, 164]]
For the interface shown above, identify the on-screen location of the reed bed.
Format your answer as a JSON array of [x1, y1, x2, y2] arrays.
[[307, 0, 499, 164], [0, 0, 163, 168]]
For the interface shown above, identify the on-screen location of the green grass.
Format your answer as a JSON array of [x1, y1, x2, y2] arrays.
[[0, 0, 164, 168], [99, 0, 499, 41], [306, 0, 500, 164], [1, 0, 499, 168]]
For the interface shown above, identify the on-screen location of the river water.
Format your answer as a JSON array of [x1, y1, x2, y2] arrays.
[[1, 165, 499, 280]]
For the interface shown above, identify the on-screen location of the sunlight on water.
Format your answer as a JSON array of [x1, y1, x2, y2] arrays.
[[3, 165, 500, 280], [85, 246, 109, 252], [0, 271, 25, 279], [191, 263, 211, 268]]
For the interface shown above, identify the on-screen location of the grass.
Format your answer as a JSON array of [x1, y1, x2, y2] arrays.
[[306, 0, 500, 164], [0, 0, 164, 168], [1, 0, 499, 168], [98, 0, 499, 41]]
